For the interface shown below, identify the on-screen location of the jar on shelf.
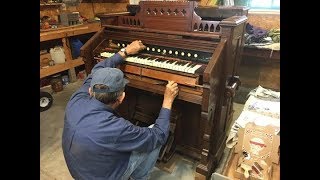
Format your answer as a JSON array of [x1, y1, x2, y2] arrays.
[[50, 74, 63, 92]]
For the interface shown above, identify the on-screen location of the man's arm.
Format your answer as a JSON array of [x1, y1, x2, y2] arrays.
[[74, 40, 146, 96], [114, 81, 179, 152], [72, 53, 124, 97]]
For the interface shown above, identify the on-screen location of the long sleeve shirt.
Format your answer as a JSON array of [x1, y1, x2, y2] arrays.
[[62, 53, 171, 180]]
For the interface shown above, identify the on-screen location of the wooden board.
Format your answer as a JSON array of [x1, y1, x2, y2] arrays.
[[40, 22, 101, 42], [40, 57, 84, 78]]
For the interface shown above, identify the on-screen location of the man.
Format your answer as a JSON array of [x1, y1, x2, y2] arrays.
[[62, 40, 179, 180]]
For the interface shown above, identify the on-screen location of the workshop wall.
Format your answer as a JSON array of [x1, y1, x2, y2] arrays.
[[247, 13, 280, 30], [40, 1, 129, 22]]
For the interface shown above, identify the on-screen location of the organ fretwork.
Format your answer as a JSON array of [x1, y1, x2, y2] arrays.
[[81, 1, 248, 179]]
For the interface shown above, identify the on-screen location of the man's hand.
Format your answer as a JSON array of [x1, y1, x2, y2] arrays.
[[125, 40, 146, 55], [162, 81, 179, 110]]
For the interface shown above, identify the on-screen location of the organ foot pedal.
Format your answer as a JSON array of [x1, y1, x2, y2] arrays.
[[158, 123, 176, 163], [132, 105, 180, 163]]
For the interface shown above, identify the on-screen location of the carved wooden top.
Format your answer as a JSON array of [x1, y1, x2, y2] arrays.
[[98, 1, 247, 34]]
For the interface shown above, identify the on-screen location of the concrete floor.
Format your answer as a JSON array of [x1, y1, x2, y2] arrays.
[[40, 80, 245, 180]]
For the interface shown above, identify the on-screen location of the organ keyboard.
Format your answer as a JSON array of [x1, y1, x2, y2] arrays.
[[81, 1, 247, 179], [98, 50, 205, 74]]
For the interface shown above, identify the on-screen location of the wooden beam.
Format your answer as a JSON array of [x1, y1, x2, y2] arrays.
[[40, 58, 84, 79]]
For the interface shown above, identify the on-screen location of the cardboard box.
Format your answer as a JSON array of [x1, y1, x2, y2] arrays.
[[234, 122, 280, 179], [40, 52, 52, 68]]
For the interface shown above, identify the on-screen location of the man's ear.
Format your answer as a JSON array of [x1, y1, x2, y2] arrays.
[[118, 92, 125, 104], [88, 87, 93, 96]]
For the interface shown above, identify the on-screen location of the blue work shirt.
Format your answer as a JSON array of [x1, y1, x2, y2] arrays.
[[62, 53, 171, 180]]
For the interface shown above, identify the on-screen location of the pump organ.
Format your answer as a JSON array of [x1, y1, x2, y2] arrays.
[[81, 1, 248, 178]]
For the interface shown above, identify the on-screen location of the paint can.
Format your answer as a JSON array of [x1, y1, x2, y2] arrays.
[[61, 75, 69, 85]]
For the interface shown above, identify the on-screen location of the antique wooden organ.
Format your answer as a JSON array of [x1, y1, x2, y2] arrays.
[[81, 1, 247, 179]]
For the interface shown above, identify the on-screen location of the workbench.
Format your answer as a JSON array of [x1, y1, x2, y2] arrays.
[[40, 22, 101, 81], [239, 44, 280, 91], [242, 45, 280, 62]]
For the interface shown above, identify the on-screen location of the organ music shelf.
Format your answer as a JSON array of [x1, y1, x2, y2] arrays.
[[40, 22, 101, 81]]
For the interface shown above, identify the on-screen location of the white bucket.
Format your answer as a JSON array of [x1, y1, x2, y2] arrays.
[[50, 46, 66, 64]]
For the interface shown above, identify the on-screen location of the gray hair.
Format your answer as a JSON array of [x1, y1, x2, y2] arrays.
[[92, 84, 124, 105]]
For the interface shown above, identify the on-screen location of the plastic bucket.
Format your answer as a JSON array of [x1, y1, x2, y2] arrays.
[[50, 46, 66, 64], [71, 38, 83, 59]]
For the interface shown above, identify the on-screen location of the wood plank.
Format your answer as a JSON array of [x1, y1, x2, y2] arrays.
[[121, 64, 199, 86], [40, 58, 84, 78], [242, 47, 280, 61], [124, 78, 203, 105], [104, 25, 221, 40], [96, 12, 130, 18], [124, 73, 203, 95], [142, 68, 198, 86], [40, 22, 101, 42]]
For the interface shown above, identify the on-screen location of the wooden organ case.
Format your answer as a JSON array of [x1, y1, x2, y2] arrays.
[[81, 1, 247, 179]]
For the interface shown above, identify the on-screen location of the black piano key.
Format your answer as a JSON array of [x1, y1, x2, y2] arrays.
[[182, 62, 189, 66], [170, 60, 176, 64], [190, 63, 197, 68], [179, 61, 186, 65], [186, 63, 193, 67]]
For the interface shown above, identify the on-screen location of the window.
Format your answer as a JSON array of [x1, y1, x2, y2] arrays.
[[235, 0, 280, 10], [250, 0, 280, 9]]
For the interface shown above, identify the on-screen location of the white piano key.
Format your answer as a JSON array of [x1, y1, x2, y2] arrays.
[[178, 63, 189, 72], [173, 62, 182, 71], [183, 63, 193, 72], [101, 52, 202, 74], [166, 61, 176, 70], [187, 64, 202, 74]]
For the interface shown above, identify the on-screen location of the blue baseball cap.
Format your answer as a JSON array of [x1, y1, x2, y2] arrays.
[[90, 67, 129, 93]]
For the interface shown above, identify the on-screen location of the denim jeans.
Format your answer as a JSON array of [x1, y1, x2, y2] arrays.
[[121, 146, 161, 180]]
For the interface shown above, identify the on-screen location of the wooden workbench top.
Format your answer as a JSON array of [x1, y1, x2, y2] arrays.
[[40, 22, 101, 42]]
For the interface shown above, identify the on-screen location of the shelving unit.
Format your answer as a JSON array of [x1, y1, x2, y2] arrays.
[[40, 22, 101, 82], [40, 3, 63, 7]]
